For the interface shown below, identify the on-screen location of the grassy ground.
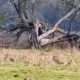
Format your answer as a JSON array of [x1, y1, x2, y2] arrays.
[[0, 48, 80, 80], [0, 60, 80, 80]]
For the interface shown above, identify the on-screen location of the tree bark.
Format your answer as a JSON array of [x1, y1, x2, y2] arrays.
[[31, 19, 40, 48]]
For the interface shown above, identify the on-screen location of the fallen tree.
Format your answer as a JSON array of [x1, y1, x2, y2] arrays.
[[34, 5, 80, 49]]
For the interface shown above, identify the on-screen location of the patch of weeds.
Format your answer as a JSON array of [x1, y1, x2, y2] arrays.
[[19, 70, 28, 74], [40, 52, 44, 55], [13, 74, 19, 77], [27, 69, 33, 73], [60, 67, 66, 70], [0, 73, 4, 76], [24, 63, 29, 66], [35, 49, 41, 51], [44, 49, 53, 52], [25, 62, 30, 65], [10, 70, 18, 73], [33, 64, 39, 66], [55, 60, 64, 64], [9, 58, 14, 62]]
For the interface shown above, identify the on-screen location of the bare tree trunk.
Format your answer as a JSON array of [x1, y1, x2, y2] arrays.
[[12, 0, 30, 23], [23, 0, 30, 21], [31, 19, 40, 48]]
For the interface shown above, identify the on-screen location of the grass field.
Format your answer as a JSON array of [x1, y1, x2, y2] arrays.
[[0, 48, 80, 80], [0, 60, 80, 80]]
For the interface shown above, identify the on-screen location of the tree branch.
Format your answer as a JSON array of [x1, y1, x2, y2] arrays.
[[23, 0, 30, 20], [68, 8, 80, 34], [57, 28, 67, 35], [40, 34, 80, 46]]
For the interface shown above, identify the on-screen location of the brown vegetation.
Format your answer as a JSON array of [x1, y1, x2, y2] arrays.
[[0, 48, 79, 65]]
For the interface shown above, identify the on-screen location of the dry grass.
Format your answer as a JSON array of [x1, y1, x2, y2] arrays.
[[0, 48, 54, 64], [0, 47, 80, 65]]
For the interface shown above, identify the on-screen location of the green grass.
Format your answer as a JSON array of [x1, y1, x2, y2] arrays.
[[0, 60, 80, 80]]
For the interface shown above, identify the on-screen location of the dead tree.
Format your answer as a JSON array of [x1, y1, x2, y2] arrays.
[[35, 5, 80, 49]]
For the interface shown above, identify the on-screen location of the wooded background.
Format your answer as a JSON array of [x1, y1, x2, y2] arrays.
[[0, 0, 80, 49]]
